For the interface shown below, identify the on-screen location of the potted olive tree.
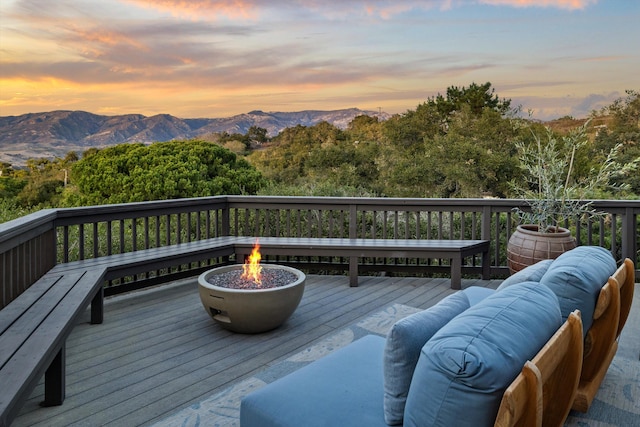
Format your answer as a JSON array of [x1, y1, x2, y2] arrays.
[[507, 121, 635, 273]]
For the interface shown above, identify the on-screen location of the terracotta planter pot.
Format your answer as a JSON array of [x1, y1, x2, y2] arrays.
[[507, 224, 577, 274]]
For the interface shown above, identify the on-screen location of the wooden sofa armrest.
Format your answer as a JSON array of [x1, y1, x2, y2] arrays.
[[583, 277, 621, 380], [573, 258, 634, 412], [495, 310, 583, 427], [616, 258, 635, 338], [495, 361, 543, 427], [592, 258, 634, 336]]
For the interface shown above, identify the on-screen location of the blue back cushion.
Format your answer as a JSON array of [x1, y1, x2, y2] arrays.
[[383, 287, 493, 425], [539, 246, 616, 335], [497, 259, 553, 291], [403, 282, 562, 427]]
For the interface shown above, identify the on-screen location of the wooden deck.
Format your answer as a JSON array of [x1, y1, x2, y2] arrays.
[[11, 274, 500, 426], [11, 275, 640, 427]]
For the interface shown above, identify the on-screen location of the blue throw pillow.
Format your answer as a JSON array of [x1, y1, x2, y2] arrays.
[[383, 288, 492, 425], [497, 259, 553, 291], [403, 282, 562, 427], [539, 246, 616, 335]]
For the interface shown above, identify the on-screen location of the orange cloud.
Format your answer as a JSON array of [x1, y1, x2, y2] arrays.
[[72, 28, 146, 49], [580, 55, 625, 62], [123, 0, 259, 20], [65, 26, 149, 60]]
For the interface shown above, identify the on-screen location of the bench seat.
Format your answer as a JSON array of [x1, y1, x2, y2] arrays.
[[0, 268, 106, 426], [49, 235, 238, 280], [234, 237, 490, 289], [51, 236, 489, 289]]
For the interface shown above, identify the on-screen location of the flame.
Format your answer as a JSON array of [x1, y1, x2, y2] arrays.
[[241, 239, 262, 285]]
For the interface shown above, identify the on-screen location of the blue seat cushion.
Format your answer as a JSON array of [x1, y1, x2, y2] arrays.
[[403, 282, 562, 427], [497, 259, 553, 291], [240, 335, 389, 427], [539, 246, 616, 335], [383, 287, 493, 425]]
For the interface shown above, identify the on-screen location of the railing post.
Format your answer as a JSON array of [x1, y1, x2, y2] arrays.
[[221, 201, 231, 236], [349, 203, 357, 239], [481, 205, 492, 240], [621, 207, 636, 263], [0, 212, 57, 309]]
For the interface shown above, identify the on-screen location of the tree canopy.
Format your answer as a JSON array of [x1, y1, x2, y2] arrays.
[[69, 140, 265, 205], [428, 81, 513, 117]]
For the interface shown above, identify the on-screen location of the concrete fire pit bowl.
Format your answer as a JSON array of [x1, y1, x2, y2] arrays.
[[198, 264, 306, 334]]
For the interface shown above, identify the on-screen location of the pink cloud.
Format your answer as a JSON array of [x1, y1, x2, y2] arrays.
[[122, 0, 598, 21], [477, 0, 598, 10], [123, 0, 260, 20]]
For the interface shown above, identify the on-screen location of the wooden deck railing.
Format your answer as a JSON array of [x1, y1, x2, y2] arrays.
[[1, 196, 638, 308]]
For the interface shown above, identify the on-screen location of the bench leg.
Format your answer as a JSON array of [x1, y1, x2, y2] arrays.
[[91, 286, 104, 324], [41, 345, 65, 407], [349, 256, 359, 287], [450, 257, 462, 290], [481, 249, 490, 280]]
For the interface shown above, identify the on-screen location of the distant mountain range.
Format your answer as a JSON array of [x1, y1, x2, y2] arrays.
[[0, 108, 390, 166]]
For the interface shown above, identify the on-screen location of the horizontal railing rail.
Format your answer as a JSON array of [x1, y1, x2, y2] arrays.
[[1, 196, 638, 308]]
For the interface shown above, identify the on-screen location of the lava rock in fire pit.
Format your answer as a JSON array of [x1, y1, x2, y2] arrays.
[[206, 268, 298, 290]]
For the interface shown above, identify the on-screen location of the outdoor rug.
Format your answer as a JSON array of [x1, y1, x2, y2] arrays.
[[154, 302, 640, 427]]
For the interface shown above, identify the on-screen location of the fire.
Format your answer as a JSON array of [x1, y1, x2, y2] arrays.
[[241, 239, 263, 285]]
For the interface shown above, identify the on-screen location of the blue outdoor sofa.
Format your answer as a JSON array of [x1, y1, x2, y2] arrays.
[[240, 246, 633, 426]]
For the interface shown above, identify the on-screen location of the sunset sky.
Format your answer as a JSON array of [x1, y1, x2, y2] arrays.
[[1, 0, 638, 121]]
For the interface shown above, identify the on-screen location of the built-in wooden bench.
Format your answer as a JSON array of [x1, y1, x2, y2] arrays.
[[0, 235, 489, 425], [233, 237, 490, 289], [48, 235, 238, 279], [0, 269, 107, 426]]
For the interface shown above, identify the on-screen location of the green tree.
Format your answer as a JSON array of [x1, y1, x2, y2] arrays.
[[380, 82, 514, 151], [250, 119, 382, 195], [70, 140, 265, 205], [382, 103, 442, 148], [378, 105, 520, 198], [247, 126, 269, 144], [377, 83, 519, 198], [592, 90, 640, 194], [0, 198, 33, 223], [0, 162, 14, 176], [428, 81, 513, 118], [14, 154, 78, 207], [437, 106, 520, 197], [0, 175, 27, 200], [250, 122, 345, 184], [346, 115, 383, 143], [0, 162, 26, 200]]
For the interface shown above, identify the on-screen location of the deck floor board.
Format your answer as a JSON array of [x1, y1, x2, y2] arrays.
[[13, 274, 502, 427]]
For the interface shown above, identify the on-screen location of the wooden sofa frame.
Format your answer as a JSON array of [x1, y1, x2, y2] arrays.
[[495, 310, 583, 427], [495, 257, 635, 425]]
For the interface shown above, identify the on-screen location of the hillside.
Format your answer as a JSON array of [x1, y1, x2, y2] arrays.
[[0, 108, 389, 166]]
